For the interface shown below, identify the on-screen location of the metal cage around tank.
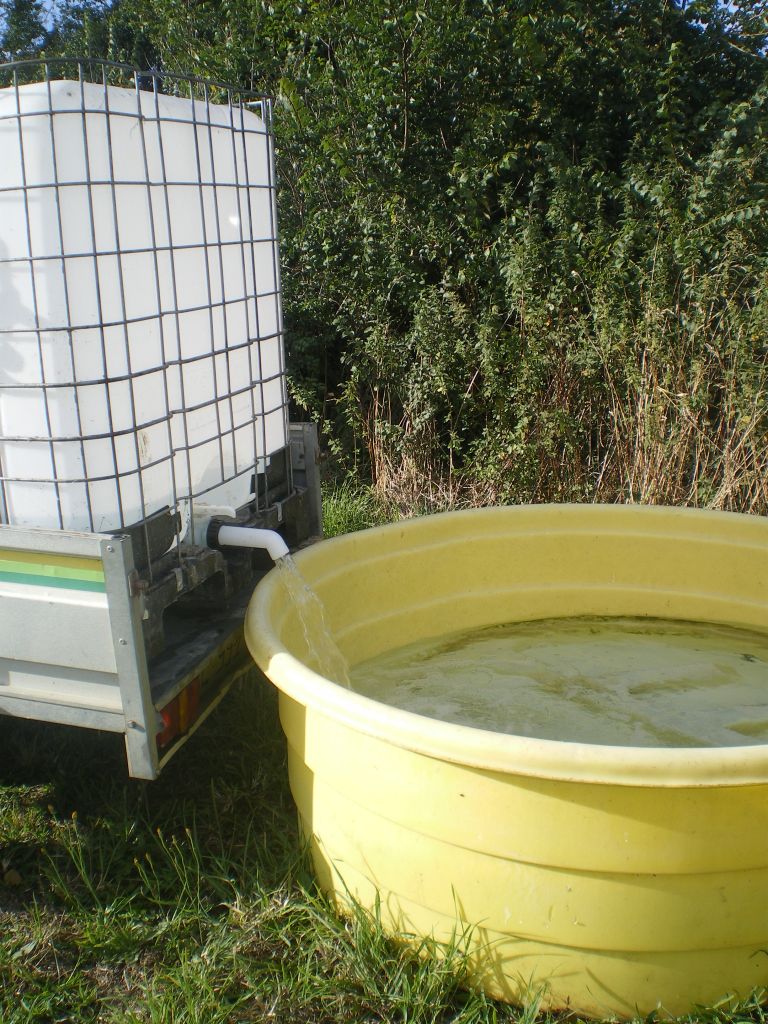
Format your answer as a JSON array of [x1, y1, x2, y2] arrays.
[[0, 58, 290, 571]]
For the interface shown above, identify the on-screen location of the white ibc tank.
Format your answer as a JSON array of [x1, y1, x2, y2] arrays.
[[0, 75, 288, 534]]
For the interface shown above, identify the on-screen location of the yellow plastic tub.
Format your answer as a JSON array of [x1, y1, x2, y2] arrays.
[[244, 504, 768, 1018]]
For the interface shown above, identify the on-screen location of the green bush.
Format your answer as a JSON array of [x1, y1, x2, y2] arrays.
[[36, 0, 768, 512]]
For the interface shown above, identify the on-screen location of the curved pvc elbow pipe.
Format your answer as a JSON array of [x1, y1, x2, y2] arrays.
[[214, 524, 289, 563]]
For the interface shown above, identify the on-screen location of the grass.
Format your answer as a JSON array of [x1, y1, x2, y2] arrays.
[[0, 674, 545, 1024], [2, 678, 767, 1024], [2, 489, 768, 1023], [322, 477, 398, 538]]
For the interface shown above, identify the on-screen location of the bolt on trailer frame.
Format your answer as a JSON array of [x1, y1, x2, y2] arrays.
[[0, 59, 321, 778]]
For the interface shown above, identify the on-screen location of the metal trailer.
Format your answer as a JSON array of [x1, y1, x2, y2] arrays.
[[0, 423, 321, 779], [0, 60, 320, 777]]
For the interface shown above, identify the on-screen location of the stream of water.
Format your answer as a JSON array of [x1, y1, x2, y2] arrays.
[[274, 555, 351, 687]]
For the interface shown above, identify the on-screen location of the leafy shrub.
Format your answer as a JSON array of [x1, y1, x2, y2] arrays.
[[34, 0, 768, 512]]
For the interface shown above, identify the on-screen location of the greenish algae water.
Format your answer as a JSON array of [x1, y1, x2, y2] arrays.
[[350, 617, 768, 747]]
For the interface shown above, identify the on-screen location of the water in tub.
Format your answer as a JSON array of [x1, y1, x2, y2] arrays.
[[350, 617, 768, 747], [274, 555, 351, 687]]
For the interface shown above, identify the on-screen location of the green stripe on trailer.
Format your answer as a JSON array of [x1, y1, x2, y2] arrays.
[[0, 549, 106, 591], [0, 569, 106, 593]]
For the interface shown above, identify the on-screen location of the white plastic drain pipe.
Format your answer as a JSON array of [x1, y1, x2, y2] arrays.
[[214, 525, 289, 563]]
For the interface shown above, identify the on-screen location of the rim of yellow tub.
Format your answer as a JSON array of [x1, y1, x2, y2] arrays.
[[245, 505, 768, 789]]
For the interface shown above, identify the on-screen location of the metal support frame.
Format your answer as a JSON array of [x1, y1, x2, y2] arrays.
[[290, 422, 322, 540], [0, 57, 289, 576], [100, 534, 158, 779]]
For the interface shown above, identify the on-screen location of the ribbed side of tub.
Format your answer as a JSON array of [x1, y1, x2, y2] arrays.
[[280, 694, 768, 1017], [246, 505, 768, 1017]]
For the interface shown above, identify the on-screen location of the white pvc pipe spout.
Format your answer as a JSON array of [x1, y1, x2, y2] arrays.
[[215, 525, 289, 563]]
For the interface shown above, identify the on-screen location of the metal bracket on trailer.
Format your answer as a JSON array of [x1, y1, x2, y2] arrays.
[[101, 535, 158, 779]]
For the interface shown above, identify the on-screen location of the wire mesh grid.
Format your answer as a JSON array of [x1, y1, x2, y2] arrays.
[[0, 58, 289, 568]]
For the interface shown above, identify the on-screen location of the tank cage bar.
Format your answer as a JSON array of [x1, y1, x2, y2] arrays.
[[0, 58, 289, 575]]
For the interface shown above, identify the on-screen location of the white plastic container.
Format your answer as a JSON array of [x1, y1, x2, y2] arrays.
[[0, 77, 287, 533]]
